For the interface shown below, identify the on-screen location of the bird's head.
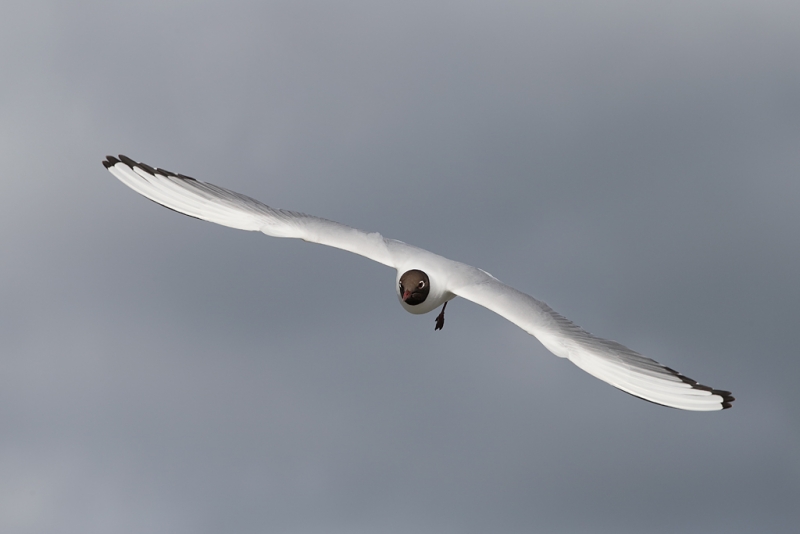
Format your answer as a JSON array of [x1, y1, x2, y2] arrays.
[[398, 269, 430, 305]]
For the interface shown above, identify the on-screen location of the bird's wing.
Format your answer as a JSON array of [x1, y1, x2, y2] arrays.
[[452, 275, 734, 411], [105, 155, 733, 411], [103, 155, 394, 267]]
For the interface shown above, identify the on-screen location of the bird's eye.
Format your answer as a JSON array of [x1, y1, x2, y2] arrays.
[[418, 280, 425, 289]]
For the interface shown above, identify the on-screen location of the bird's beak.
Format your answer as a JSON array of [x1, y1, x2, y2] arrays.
[[402, 289, 412, 301]]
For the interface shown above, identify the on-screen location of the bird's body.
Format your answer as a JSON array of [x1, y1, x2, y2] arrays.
[[103, 155, 734, 411]]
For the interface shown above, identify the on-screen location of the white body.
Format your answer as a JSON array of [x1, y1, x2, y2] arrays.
[[393, 243, 457, 314]]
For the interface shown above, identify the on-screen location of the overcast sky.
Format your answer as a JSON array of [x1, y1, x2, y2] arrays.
[[2, 1, 799, 533]]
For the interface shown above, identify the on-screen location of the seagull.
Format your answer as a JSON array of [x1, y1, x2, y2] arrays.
[[103, 155, 734, 411]]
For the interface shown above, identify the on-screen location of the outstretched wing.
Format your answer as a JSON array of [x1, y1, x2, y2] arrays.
[[453, 276, 733, 411], [103, 155, 395, 267], [105, 154, 733, 411]]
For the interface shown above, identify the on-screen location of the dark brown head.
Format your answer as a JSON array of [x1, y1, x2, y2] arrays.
[[399, 269, 430, 306]]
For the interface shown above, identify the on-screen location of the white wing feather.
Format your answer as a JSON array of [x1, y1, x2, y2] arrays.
[[104, 155, 733, 411], [105, 155, 394, 267], [453, 277, 733, 411]]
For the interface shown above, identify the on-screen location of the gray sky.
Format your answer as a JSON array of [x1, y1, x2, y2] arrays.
[[2, 1, 799, 532]]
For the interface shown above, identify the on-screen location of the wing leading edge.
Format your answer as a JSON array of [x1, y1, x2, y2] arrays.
[[454, 278, 734, 410], [103, 155, 395, 267]]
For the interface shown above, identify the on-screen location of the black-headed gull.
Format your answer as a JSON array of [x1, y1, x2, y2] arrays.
[[103, 155, 734, 411]]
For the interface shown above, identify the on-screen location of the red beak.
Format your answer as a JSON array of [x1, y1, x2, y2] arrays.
[[402, 289, 412, 301]]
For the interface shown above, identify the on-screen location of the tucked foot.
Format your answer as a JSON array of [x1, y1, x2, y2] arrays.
[[434, 301, 447, 331]]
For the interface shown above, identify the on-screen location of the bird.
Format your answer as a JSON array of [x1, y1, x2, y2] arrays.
[[103, 155, 734, 411]]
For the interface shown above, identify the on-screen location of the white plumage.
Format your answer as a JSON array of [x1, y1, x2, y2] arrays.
[[104, 155, 734, 411]]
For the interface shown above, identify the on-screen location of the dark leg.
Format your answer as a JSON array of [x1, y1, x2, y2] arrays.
[[434, 301, 447, 331]]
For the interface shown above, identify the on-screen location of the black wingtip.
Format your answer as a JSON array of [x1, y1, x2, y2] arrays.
[[718, 390, 735, 409], [118, 154, 137, 167], [156, 167, 178, 177], [102, 155, 120, 169], [663, 366, 735, 410], [103, 154, 191, 181], [137, 162, 158, 175]]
